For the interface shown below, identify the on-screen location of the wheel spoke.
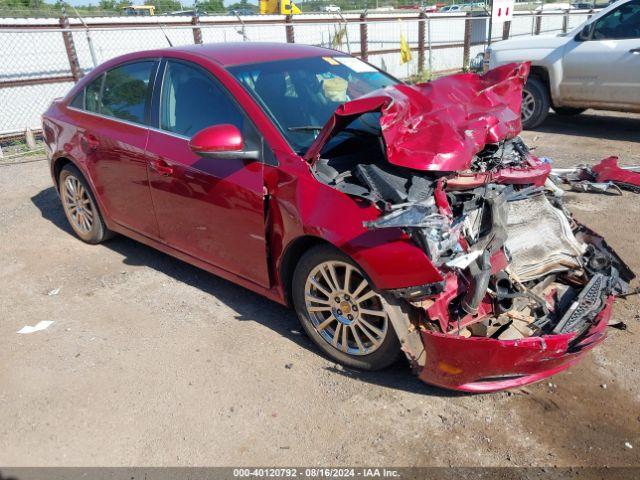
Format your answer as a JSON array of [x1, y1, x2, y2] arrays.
[[332, 323, 342, 347], [359, 318, 384, 337], [81, 212, 91, 231], [355, 289, 376, 304], [327, 263, 341, 294], [343, 265, 352, 292], [317, 316, 334, 331], [350, 325, 365, 353], [309, 277, 332, 299], [352, 279, 368, 299], [305, 294, 331, 305], [65, 178, 76, 196], [341, 324, 348, 352], [308, 305, 331, 313], [319, 265, 338, 292], [357, 322, 380, 346], [359, 308, 387, 318]]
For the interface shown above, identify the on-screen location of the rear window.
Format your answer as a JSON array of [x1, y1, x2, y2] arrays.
[[70, 61, 156, 125], [69, 89, 84, 109], [101, 61, 155, 124], [85, 74, 103, 113]]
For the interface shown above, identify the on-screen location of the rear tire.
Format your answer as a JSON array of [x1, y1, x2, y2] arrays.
[[553, 107, 586, 116], [292, 245, 401, 371], [521, 77, 550, 129], [59, 164, 113, 244]]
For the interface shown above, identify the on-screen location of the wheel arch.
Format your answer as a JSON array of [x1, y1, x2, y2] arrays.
[[528, 66, 550, 93], [528, 64, 566, 107], [52, 156, 112, 230], [52, 156, 75, 189], [279, 235, 334, 307]]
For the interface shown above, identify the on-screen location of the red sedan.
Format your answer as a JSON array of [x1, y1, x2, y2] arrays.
[[42, 43, 634, 392]]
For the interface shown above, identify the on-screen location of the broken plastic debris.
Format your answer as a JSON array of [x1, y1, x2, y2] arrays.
[[551, 157, 640, 194], [625, 442, 633, 449], [17, 320, 55, 334], [47, 287, 61, 296], [544, 178, 564, 197], [570, 181, 622, 195]]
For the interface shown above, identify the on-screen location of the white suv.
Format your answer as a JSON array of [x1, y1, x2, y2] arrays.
[[485, 0, 640, 128]]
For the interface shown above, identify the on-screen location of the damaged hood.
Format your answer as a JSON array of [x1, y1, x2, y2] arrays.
[[304, 62, 529, 172]]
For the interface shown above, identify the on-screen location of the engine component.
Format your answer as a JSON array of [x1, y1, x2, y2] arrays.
[[505, 193, 586, 282]]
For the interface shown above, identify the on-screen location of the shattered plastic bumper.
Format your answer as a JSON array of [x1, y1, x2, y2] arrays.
[[417, 297, 614, 393]]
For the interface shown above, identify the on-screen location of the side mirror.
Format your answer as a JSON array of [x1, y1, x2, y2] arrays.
[[577, 24, 592, 41], [189, 124, 260, 160]]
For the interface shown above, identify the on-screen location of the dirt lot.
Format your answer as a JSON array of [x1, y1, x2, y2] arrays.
[[1, 110, 639, 467]]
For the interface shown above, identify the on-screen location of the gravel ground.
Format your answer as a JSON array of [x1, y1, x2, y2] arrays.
[[1, 110, 639, 467]]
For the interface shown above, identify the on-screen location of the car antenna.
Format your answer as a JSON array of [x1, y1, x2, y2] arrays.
[[156, 21, 173, 47], [68, 4, 99, 68]]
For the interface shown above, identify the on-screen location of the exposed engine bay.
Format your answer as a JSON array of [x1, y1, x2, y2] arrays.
[[312, 135, 635, 344]]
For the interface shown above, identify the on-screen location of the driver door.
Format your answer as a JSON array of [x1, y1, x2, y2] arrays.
[[145, 59, 270, 288], [560, 0, 640, 108]]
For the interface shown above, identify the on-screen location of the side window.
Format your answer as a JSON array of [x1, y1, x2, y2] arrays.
[[85, 74, 103, 113], [69, 89, 85, 109], [160, 60, 254, 144], [593, 0, 640, 40], [101, 61, 155, 124]]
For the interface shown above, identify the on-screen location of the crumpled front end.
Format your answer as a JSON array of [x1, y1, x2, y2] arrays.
[[419, 298, 613, 392], [378, 169, 634, 392], [305, 62, 529, 172], [309, 63, 635, 392]]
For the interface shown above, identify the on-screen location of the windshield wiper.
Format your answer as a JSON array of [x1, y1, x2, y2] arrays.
[[288, 126, 324, 132]]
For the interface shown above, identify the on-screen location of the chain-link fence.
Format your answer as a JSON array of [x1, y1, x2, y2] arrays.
[[0, 10, 597, 137]]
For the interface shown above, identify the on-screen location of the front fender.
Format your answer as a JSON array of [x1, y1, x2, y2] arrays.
[[267, 166, 443, 292]]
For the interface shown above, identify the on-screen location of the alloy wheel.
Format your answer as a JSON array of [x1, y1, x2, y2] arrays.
[[304, 260, 389, 356], [521, 89, 536, 124], [63, 175, 95, 234]]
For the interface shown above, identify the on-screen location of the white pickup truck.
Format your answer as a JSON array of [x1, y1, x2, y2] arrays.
[[484, 0, 640, 128]]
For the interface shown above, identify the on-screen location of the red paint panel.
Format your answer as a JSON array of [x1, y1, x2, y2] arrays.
[[265, 166, 444, 291], [306, 62, 529, 172], [70, 110, 157, 238], [145, 130, 270, 288], [418, 297, 614, 392], [592, 156, 640, 188], [445, 160, 550, 190]]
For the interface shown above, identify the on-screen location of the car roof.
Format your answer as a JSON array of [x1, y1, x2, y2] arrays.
[[152, 42, 342, 67]]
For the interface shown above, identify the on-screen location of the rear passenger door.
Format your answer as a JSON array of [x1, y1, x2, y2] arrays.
[[145, 59, 270, 288], [69, 60, 160, 238]]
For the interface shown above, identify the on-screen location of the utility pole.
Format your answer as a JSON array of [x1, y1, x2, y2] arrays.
[[487, 0, 493, 47]]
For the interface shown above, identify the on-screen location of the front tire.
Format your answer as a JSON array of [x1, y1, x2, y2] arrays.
[[521, 77, 550, 129], [292, 245, 401, 371], [59, 164, 112, 244]]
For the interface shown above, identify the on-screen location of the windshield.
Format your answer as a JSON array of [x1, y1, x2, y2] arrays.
[[228, 55, 399, 154]]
